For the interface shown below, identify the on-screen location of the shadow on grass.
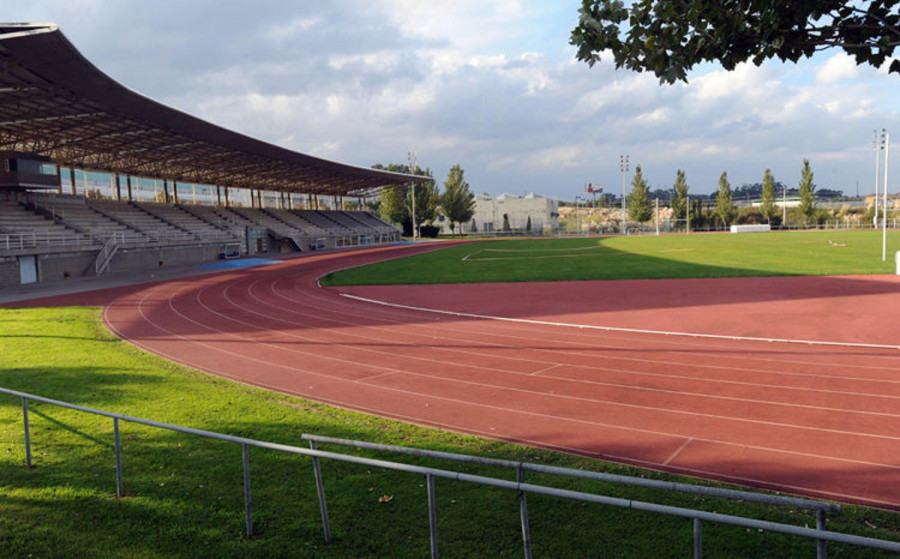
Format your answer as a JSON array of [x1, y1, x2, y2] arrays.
[[3, 411, 899, 558]]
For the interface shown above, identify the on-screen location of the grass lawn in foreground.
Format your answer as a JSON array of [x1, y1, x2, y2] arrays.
[[322, 230, 900, 286], [1, 307, 899, 557]]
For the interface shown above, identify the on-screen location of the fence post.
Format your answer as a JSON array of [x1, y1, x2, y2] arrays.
[[242, 443, 253, 538], [517, 465, 532, 559], [817, 510, 827, 559], [427, 473, 439, 559], [309, 440, 331, 542], [114, 418, 124, 497], [694, 518, 703, 559], [22, 397, 32, 468]]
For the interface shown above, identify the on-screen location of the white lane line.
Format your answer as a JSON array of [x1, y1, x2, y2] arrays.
[[339, 293, 900, 351], [664, 438, 694, 466]]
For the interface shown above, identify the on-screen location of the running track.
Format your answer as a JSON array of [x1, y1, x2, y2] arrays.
[[12, 243, 900, 509]]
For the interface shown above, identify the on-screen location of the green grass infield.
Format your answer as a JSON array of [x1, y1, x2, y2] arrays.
[[1, 306, 899, 557], [322, 230, 900, 286]]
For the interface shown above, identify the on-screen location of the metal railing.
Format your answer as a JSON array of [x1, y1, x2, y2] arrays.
[[4, 386, 900, 558], [94, 233, 120, 275]]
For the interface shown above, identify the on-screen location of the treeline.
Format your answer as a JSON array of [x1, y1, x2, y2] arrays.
[[625, 160, 824, 227], [372, 163, 475, 236]]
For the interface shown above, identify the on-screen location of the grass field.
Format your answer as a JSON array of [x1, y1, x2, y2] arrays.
[[322, 230, 900, 286], [1, 307, 899, 558]]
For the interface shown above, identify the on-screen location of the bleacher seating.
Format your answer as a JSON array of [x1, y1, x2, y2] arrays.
[[264, 209, 328, 237], [135, 202, 234, 239], [0, 200, 92, 250], [294, 210, 354, 235], [31, 196, 143, 242], [88, 200, 187, 241], [348, 211, 400, 234], [323, 211, 379, 233], [5, 194, 398, 264]]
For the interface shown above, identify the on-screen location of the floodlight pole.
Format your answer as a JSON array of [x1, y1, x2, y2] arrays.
[[408, 151, 417, 240], [882, 130, 890, 261], [620, 155, 629, 235], [655, 198, 660, 236], [874, 130, 881, 227], [782, 184, 787, 226], [686, 197, 690, 234]]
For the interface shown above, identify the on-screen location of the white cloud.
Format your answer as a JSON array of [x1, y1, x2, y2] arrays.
[[816, 53, 859, 84], [4, 0, 899, 198]]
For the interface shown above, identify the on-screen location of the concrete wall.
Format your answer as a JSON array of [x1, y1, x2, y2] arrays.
[[38, 251, 96, 282], [439, 197, 559, 234], [0, 256, 19, 286], [0, 243, 233, 289]]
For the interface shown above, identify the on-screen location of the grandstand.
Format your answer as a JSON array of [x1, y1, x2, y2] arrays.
[[0, 23, 421, 288]]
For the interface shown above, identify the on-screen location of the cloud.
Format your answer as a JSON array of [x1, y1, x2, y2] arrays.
[[815, 53, 859, 84], [4, 0, 899, 198]]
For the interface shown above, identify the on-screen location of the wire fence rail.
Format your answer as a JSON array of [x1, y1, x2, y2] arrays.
[[4, 385, 900, 558]]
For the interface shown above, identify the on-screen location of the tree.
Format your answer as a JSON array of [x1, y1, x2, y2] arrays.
[[715, 171, 736, 226], [502, 214, 511, 232], [627, 165, 653, 222], [440, 164, 476, 235], [526, 215, 532, 232], [571, 0, 900, 84], [374, 163, 439, 236], [760, 168, 778, 224], [798, 159, 817, 222], [672, 169, 689, 220]]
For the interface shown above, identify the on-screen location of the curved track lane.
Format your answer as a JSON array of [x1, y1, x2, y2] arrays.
[[100, 244, 900, 509]]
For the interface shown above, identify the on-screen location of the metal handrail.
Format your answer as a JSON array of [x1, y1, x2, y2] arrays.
[[4, 386, 898, 557], [301, 434, 839, 512]]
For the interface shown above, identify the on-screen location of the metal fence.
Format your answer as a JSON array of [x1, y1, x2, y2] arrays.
[[4, 386, 900, 558]]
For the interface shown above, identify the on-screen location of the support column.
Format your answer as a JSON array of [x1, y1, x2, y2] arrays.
[[56, 165, 63, 195], [216, 186, 222, 206], [115, 174, 122, 200], [314, 194, 319, 210], [69, 167, 77, 196], [224, 187, 230, 207], [163, 180, 170, 204], [127, 176, 133, 201], [173, 181, 180, 204]]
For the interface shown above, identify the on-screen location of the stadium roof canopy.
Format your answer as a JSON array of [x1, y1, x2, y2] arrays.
[[0, 23, 428, 197]]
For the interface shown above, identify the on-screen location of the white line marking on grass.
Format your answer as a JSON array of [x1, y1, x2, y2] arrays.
[[339, 293, 900, 351], [467, 248, 694, 262]]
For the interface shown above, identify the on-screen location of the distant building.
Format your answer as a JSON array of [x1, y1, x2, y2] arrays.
[[437, 192, 559, 234]]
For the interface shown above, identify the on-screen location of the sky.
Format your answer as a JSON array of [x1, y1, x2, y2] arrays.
[[6, 1, 899, 199]]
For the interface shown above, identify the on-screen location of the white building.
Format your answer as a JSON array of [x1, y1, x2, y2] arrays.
[[437, 192, 559, 234]]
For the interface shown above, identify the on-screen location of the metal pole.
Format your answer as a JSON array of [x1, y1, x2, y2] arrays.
[[114, 417, 124, 498], [22, 397, 31, 468], [620, 155, 629, 235], [427, 473, 438, 559], [517, 466, 532, 559], [242, 443, 253, 538], [782, 184, 787, 226], [694, 518, 703, 559], [882, 130, 890, 262], [309, 440, 331, 542], [655, 198, 660, 236], [875, 129, 881, 227], [409, 151, 417, 241], [817, 509, 828, 559], [687, 198, 691, 234]]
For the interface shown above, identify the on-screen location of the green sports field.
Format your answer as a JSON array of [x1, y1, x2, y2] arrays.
[[3, 230, 900, 557], [322, 230, 900, 286]]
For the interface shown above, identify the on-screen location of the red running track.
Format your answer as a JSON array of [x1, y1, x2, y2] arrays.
[[17, 243, 900, 509]]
